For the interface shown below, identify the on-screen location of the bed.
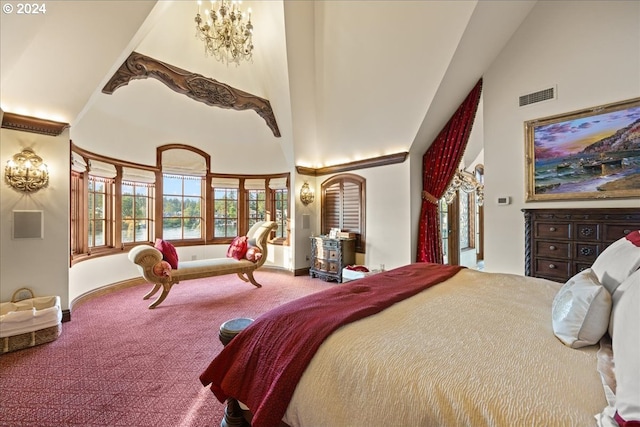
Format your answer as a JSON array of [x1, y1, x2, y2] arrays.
[[200, 226, 640, 427]]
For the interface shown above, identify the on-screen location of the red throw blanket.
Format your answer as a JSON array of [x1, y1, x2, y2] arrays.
[[200, 262, 463, 427]]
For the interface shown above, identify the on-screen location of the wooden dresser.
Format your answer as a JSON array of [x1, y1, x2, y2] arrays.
[[523, 208, 640, 283], [310, 237, 356, 282]]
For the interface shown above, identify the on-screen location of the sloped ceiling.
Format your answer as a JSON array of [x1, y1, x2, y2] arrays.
[[0, 1, 536, 173]]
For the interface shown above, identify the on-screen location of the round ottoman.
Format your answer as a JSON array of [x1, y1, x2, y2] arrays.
[[219, 317, 254, 346]]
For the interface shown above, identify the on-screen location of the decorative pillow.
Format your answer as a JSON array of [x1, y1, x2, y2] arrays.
[[152, 260, 172, 278], [227, 236, 249, 260], [591, 230, 640, 294], [245, 246, 263, 263], [154, 239, 179, 269], [551, 268, 611, 348], [611, 269, 640, 425]]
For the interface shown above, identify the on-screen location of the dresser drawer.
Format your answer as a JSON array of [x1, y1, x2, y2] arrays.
[[603, 224, 638, 242], [575, 223, 600, 241], [328, 250, 338, 260], [315, 259, 327, 271], [323, 240, 339, 250], [535, 258, 570, 279], [574, 243, 599, 262], [535, 222, 570, 239], [535, 241, 570, 259]]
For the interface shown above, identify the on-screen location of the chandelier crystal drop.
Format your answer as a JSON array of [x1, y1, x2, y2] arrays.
[[194, 0, 254, 66]]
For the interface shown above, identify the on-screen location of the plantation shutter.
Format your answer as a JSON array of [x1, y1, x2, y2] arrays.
[[341, 180, 361, 234], [324, 182, 341, 232], [321, 175, 365, 252]]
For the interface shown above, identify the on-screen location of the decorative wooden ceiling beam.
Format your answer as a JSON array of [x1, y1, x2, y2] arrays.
[[296, 152, 408, 176], [102, 51, 281, 137], [1, 112, 69, 136]]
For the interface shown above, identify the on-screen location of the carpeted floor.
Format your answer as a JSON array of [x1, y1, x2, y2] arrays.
[[0, 271, 336, 427]]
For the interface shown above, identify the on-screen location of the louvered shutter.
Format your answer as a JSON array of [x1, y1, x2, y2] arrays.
[[324, 182, 341, 232], [321, 175, 366, 252], [341, 181, 361, 233]]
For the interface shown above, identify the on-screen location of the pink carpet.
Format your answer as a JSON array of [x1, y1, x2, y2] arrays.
[[0, 271, 336, 427]]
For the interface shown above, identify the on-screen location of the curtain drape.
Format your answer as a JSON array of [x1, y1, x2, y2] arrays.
[[416, 78, 483, 263]]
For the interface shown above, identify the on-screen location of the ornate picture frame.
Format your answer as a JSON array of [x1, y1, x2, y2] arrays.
[[525, 97, 640, 201]]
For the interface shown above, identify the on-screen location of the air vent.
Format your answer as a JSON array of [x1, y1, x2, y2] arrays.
[[519, 86, 556, 107]]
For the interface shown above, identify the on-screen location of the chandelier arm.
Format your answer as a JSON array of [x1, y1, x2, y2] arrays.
[[102, 52, 280, 137]]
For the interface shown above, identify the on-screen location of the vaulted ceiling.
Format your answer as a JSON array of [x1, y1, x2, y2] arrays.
[[0, 1, 536, 173]]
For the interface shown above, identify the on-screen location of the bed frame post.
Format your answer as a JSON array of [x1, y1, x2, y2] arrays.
[[219, 318, 255, 427], [221, 398, 249, 427]]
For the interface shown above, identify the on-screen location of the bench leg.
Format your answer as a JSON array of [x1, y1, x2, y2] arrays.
[[245, 271, 262, 288], [148, 283, 172, 309], [142, 283, 161, 300], [236, 273, 249, 283]]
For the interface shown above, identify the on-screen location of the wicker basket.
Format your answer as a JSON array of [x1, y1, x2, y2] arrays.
[[1, 291, 62, 354]]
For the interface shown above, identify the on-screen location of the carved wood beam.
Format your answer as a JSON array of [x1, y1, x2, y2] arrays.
[[1, 112, 69, 136], [296, 152, 408, 176], [102, 51, 281, 137]]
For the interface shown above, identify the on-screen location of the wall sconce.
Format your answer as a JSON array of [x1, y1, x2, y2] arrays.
[[300, 181, 315, 205], [4, 149, 49, 193]]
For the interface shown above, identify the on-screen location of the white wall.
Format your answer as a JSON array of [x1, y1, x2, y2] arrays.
[[308, 160, 412, 272], [483, 0, 640, 274], [0, 124, 70, 309]]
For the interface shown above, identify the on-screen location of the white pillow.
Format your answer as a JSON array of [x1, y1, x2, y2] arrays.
[[552, 268, 611, 348], [591, 230, 640, 294], [611, 268, 640, 424]]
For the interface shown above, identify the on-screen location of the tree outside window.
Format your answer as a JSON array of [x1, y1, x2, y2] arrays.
[[162, 175, 203, 240], [122, 182, 154, 243], [213, 187, 238, 238]]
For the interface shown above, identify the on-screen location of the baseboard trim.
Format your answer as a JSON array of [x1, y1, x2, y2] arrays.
[[70, 278, 147, 313], [294, 267, 310, 276]]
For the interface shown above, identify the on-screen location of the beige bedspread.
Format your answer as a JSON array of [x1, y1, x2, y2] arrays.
[[283, 269, 606, 427]]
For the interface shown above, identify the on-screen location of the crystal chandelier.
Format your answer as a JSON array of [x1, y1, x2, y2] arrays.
[[194, 0, 254, 66]]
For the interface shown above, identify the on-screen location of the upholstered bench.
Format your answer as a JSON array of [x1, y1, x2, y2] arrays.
[[128, 221, 277, 309]]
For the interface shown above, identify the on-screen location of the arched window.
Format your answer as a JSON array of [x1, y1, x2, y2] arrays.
[[321, 174, 366, 253]]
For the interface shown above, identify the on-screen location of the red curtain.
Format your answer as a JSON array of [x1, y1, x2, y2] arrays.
[[416, 78, 483, 263]]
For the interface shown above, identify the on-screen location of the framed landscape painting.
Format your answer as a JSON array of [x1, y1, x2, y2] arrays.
[[525, 97, 640, 201]]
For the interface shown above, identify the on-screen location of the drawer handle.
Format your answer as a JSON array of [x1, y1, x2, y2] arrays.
[[580, 228, 594, 237], [580, 247, 593, 256], [624, 229, 631, 234], [549, 227, 556, 232], [549, 264, 556, 269], [549, 245, 556, 251]]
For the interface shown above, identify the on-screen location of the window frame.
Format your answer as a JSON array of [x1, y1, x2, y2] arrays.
[[210, 173, 290, 245], [321, 173, 366, 253], [70, 144, 290, 265], [121, 180, 155, 245], [161, 174, 205, 241]]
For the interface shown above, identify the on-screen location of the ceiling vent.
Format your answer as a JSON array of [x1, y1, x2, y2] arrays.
[[519, 86, 556, 107]]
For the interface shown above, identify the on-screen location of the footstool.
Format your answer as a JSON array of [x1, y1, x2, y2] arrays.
[[219, 317, 254, 346]]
